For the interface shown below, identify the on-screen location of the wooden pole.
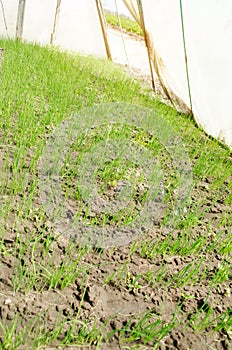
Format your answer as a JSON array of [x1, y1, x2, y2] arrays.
[[50, 0, 62, 44], [95, 0, 112, 60], [136, 0, 156, 92]]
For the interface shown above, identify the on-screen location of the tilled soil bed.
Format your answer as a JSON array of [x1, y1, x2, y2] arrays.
[[0, 177, 231, 349]]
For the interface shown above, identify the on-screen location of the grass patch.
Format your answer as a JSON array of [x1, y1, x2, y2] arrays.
[[105, 11, 143, 37], [0, 38, 231, 349]]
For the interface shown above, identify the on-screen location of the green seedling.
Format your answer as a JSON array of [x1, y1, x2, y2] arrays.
[[0, 37, 231, 349]]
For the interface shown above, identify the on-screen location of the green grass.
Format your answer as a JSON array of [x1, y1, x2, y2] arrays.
[[105, 12, 143, 37], [107, 309, 179, 348], [0, 38, 231, 348]]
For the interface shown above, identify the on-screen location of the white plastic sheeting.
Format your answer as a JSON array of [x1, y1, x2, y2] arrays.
[[0, 1, 18, 38], [182, 0, 232, 147], [123, 0, 232, 148], [53, 0, 106, 57], [22, 0, 57, 45], [0, 0, 107, 57]]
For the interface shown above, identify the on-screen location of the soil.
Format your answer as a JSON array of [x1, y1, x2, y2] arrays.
[[0, 174, 231, 349]]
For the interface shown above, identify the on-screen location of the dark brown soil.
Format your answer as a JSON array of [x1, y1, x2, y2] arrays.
[[0, 177, 231, 349]]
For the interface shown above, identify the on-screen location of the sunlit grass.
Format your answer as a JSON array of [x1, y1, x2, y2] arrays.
[[105, 12, 143, 37], [0, 38, 231, 348]]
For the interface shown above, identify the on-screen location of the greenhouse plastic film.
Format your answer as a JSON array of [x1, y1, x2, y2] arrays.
[[53, 0, 107, 57], [123, 0, 232, 148]]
